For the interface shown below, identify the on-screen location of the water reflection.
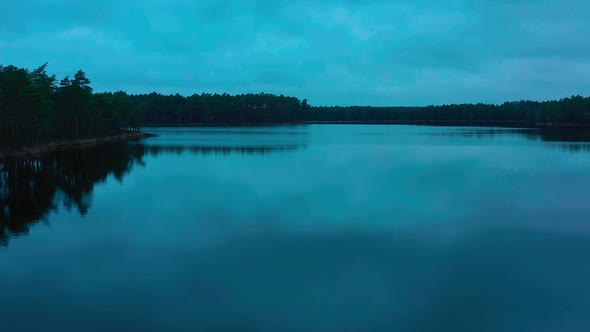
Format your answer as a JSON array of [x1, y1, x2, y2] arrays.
[[2, 125, 590, 248], [428, 127, 590, 152], [147, 226, 588, 331], [0, 143, 145, 246], [2, 126, 590, 331], [0, 143, 306, 247], [143, 126, 309, 149], [427, 128, 535, 139], [542, 143, 590, 153], [427, 127, 587, 140], [137, 144, 306, 156]]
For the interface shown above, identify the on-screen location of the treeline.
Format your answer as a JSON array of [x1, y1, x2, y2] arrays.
[[130, 93, 590, 127], [3, 63, 590, 150], [131, 93, 590, 127], [137, 92, 307, 125], [306, 97, 590, 125], [0, 64, 143, 149], [0, 63, 311, 149]]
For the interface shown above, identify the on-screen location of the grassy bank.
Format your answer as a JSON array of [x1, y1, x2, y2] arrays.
[[0, 131, 155, 161]]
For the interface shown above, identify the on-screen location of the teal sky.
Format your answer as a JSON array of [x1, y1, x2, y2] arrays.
[[1, 0, 589, 106]]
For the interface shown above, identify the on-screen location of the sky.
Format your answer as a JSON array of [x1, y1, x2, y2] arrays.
[[1, 0, 590, 106]]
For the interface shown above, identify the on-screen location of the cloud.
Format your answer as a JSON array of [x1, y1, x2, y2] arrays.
[[1, 0, 589, 105]]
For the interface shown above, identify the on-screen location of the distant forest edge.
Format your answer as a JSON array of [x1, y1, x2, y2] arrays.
[[2, 63, 590, 149]]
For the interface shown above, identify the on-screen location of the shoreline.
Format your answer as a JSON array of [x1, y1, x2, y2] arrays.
[[306, 121, 590, 128], [142, 121, 590, 128], [142, 122, 306, 127], [0, 131, 155, 161], [2, 121, 589, 161]]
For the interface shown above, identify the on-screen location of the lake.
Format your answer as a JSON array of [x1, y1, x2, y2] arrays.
[[1, 125, 590, 331]]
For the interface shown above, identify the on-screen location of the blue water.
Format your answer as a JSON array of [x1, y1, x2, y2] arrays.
[[1, 125, 589, 331]]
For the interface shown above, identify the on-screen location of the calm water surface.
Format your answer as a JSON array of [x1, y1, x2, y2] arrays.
[[1, 125, 590, 331]]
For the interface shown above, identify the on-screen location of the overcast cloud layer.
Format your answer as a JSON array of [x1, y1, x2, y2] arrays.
[[1, 0, 589, 105]]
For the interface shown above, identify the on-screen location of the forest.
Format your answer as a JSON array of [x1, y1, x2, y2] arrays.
[[2, 63, 590, 149], [306, 98, 590, 126]]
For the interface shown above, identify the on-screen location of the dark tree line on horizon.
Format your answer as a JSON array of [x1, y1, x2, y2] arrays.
[[0, 64, 310, 149], [307, 96, 590, 125], [136, 91, 307, 125], [2, 63, 590, 149]]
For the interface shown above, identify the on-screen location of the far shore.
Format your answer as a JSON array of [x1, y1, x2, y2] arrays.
[[2, 120, 589, 161], [142, 121, 590, 128], [0, 131, 155, 161], [141, 122, 306, 127]]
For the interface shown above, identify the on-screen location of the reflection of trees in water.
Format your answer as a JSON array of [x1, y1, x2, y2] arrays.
[[428, 129, 533, 139], [0, 143, 145, 247], [0, 143, 306, 247], [541, 143, 590, 153], [535, 128, 590, 143], [429, 128, 590, 152], [137, 144, 307, 156]]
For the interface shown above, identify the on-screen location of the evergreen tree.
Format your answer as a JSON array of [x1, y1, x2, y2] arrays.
[[2, 62, 590, 151]]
